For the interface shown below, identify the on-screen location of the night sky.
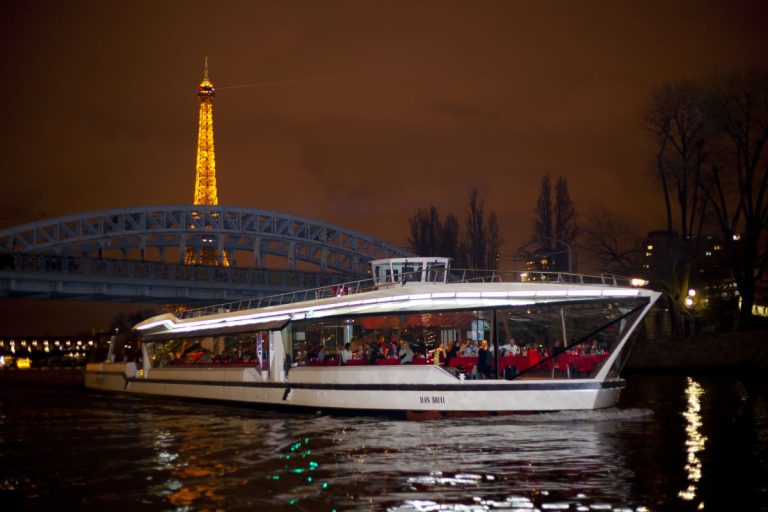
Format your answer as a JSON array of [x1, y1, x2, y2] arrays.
[[1, 0, 767, 334]]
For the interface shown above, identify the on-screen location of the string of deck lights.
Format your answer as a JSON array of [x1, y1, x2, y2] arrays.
[[136, 288, 641, 335]]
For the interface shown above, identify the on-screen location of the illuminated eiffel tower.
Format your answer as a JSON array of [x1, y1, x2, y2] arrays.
[[185, 58, 228, 266]]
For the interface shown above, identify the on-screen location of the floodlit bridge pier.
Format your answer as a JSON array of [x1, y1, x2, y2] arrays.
[[0, 205, 411, 304]]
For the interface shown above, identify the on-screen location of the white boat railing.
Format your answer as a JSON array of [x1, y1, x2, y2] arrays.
[[177, 269, 632, 319]]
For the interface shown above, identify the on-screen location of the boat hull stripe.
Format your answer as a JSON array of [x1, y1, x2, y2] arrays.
[[116, 376, 624, 392]]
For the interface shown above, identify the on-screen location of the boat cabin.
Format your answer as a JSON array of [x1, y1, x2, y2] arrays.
[[370, 257, 450, 288]]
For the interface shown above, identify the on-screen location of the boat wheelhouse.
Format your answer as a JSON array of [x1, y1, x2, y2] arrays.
[[85, 257, 660, 415]]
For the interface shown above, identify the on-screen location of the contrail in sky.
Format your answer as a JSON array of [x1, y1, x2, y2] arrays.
[[216, 71, 382, 91]]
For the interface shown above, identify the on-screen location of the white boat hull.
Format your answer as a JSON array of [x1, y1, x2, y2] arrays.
[[85, 363, 622, 414]]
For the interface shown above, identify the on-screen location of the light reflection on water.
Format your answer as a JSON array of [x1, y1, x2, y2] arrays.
[[1, 373, 767, 511], [323, 410, 646, 511], [677, 377, 706, 507]]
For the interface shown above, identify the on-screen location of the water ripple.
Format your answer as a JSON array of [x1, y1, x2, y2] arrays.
[[1, 375, 767, 510]]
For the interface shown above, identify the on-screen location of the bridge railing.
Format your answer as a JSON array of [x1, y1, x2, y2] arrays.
[[0, 252, 355, 290], [177, 268, 635, 319]]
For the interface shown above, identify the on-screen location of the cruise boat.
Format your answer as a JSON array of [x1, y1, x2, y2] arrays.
[[85, 257, 660, 416]]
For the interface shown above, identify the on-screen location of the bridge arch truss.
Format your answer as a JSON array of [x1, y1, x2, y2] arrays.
[[0, 205, 411, 275]]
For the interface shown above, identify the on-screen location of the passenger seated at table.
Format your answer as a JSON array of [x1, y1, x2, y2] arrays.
[[375, 335, 387, 356], [340, 343, 353, 364], [306, 343, 324, 362], [499, 338, 520, 356], [387, 338, 399, 357], [398, 339, 414, 364], [349, 337, 362, 354], [463, 340, 476, 357], [368, 344, 385, 365]]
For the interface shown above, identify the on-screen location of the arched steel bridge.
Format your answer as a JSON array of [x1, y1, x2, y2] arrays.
[[0, 205, 412, 304]]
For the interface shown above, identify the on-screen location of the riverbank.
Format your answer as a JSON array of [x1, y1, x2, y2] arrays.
[[627, 330, 768, 370]]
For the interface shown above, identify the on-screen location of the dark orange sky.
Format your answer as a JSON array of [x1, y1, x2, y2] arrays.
[[1, 0, 767, 334]]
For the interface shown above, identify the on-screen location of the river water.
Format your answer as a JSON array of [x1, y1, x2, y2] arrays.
[[1, 372, 766, 511]]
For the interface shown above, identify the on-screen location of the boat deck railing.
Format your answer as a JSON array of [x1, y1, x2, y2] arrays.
[[177, 268, 634, 319]]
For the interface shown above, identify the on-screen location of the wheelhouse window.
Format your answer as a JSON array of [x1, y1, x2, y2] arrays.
[[371, 258, 450, 286]]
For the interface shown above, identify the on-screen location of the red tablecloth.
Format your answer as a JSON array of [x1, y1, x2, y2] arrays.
[[449, 356, 478, 373], [551, 353, 608, 374]]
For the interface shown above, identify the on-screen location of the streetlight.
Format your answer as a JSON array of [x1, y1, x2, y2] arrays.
[[686, 289, 696, 334]]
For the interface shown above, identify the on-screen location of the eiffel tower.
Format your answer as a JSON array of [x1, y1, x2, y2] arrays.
[[185, 58, 228, 266]]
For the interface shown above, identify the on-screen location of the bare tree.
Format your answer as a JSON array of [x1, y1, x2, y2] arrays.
[[579, 205, 644, 275], [645, 80, 713, 334], [408, 190, 502, 269], [457, 188, 504, 270], [486, 211, 502, 270], [464, 189, 487, 269], [408, 206, 442, 256], [647, 80, 711, 238], [555, 177, 579, 248], [704, 69, 768, 330], [440, 213, 462, 264], [532, 174, 554, 256], [520, 174, 578, 271]]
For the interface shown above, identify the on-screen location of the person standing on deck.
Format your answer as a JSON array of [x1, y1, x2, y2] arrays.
[[445, 341, 459, 366], [477, 340, 492, 379], [432, 341, 447, 366]]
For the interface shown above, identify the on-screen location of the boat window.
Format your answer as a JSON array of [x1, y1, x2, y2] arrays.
[[372, 258, 450, 285], [492, 298, 648, 379], [286, 295, 649, 377], [374, 263, 392, 285], [390, 262, 417, 283], [441, 328, 459, 343], [145, 331, 271, 368], [401, 263, 416, 281], [291, 310, 492, 366], [426, 261, 447, 283]]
